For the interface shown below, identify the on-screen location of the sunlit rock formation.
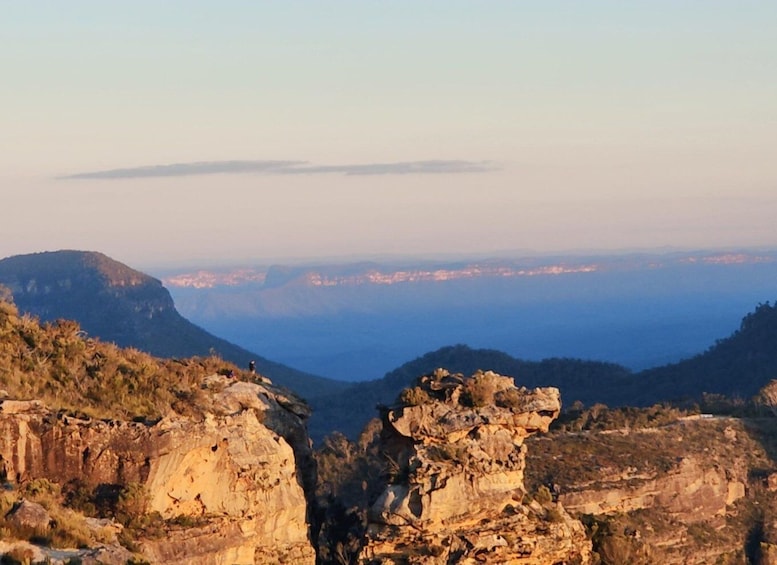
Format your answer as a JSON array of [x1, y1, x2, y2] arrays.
[[0, 376, 316, 564], [359, 369, 591, 564]]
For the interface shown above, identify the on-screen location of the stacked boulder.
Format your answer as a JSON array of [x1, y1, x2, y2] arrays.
[[361, 369, 591, 564]]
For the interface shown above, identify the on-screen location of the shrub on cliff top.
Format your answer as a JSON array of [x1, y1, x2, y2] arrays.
[[0, 301, 246, 420], [1, 546, 36, 565], [494, 387, 523, 410], [399, 386, 431, 406], [461, 372, 497, 408]]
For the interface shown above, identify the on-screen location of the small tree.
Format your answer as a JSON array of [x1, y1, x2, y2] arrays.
[[756, 380, 777, 416], [115, 482, 149, 526]]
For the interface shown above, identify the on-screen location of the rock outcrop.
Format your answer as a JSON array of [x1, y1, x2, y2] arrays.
[[360, 369, 592, 564], [560, 452, 745, 518], [525, 415, 766, 564], [0, 376, 316, 564], [5, 499, 52, 531]]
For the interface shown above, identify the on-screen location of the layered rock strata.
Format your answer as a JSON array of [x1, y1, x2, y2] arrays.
[[525, 417, 761, 564], [560, 453, 745, 518], [0, 376, 316, 564], [360, 369, 592, 564]]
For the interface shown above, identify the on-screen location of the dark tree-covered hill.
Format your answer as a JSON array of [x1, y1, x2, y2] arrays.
[[632, 301, 777, 404]]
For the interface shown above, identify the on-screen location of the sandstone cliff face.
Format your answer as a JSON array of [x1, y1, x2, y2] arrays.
[[526, 416, 768, 564], [359, 370, 592, 564], [560, 451, 745, 518], [0, 376, 316, 564]]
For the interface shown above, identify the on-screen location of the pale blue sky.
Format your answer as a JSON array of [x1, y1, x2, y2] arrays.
[[2, 1, 776, 267]]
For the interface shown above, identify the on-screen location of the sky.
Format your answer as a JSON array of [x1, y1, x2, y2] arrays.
[[2, 1, 776, 269]]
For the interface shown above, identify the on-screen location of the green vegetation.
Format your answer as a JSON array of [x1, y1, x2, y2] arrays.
[[553, 402, 692, 433], [0, 298, 243, 420], [398, 385, 431, 406], [0, 467, 207, 556], [1, 547, 36, 565], [525, 406, 777, 564], [525, 412, 762, 493], [582, 514, 653, 565], [0, 479, 103, 551], [580, 506, 748, 565], [314, 420, 385, 565], [461, 371, 497, 407], [309, 301, 777, 441], [397, 369, 526, 412]]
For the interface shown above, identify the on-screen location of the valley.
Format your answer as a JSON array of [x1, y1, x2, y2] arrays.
[[162, 250, 777, 381]]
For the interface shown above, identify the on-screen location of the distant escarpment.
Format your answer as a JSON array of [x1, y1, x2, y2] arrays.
[[0, 250, 201, 354], [0, 250, 343, 397]]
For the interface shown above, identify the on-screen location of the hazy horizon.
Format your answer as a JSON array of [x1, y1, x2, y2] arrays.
[[142, 243, 777, 274], [6, 243, 777, 274]]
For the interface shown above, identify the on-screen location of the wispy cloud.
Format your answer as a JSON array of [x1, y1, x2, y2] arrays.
[[284, 160, 498, 176], [59, 159, 498, 180], [60, 160, 304, 180]]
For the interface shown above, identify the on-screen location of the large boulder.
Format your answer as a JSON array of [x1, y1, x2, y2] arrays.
[[5, 499, 51, 531]]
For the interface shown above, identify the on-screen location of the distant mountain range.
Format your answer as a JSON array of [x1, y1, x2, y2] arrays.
[[0, 250, 346, 398], [162, 251, 776, 291]]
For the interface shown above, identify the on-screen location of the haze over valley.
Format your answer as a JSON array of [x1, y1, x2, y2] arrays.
[[162, 249, 777, 381]]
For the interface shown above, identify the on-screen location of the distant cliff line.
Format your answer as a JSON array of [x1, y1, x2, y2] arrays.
[[162, 250, 776, 289]]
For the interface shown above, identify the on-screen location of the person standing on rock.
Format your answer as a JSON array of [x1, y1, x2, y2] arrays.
[[248, 360, 256, 374]]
